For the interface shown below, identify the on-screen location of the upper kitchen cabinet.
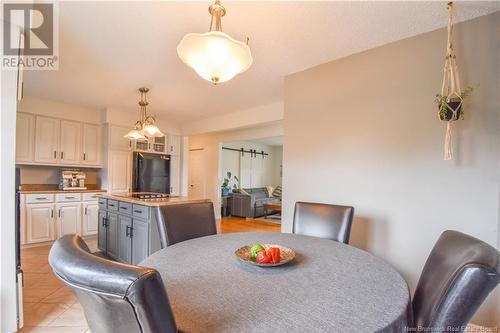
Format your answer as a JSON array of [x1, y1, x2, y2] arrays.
[[167, 134, 180, 155], [60, 120, 81, 165], [82, 123, 102, 166], [109, 125, 132, 150], [34, 116, 60, 164], [16, 113, 34, 162]]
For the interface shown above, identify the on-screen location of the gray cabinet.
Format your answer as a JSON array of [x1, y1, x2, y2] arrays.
[[106, 213, 119, 259], [117, 215, 132, 263], [97, 210, 107, 251], [132, 219, 149, 264]]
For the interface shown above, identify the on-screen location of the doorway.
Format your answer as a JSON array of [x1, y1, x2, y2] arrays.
[[188, 148, 207, 198]]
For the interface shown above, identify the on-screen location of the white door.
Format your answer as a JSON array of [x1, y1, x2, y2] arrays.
[[26, 203, 54, 243], [109, 125, 132, 150], [170, 155, 180, 195], [59, 120, 81, 164], [56, 203, 81, 238], [82, 202, 98, 236], [188, 149, 206, 198], [239, 153, 252, 188], [16, 112, 34, 162], [34, 116, 59, 164], [82, 123, 101, 166], [168, 134, 180, 155], [251, 157, 263, 187], [110, 150, 131, 193]]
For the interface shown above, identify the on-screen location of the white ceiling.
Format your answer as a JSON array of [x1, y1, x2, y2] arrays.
[[24, 1, 499, 125]]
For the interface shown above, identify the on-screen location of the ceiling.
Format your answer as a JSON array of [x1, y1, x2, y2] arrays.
[[24, 1, 499, 125]]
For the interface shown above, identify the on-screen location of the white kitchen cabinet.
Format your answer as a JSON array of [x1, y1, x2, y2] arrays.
[[60, 120, 81, 165], [56, 203, 81, 238], [170, 155, 180, 195], [82, 123, 102, 166], [167, 134, 180, 155], [15, 112, 34, 162], [109, 150, 131, 193], [34, 116, 59, 164], [109, 125, 132, 150], [82, 202, 99, 236], [26, 203, 54, 244]]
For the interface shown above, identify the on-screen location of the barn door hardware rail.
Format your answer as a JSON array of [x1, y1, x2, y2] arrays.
[[222, 147, 269, 158]]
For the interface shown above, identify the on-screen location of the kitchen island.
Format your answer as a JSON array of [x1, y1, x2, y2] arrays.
[[97, 193, 212, 264]]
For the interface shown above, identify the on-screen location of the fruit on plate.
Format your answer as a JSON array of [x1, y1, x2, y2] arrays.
[[250, 243, 265, 259], [268, 247, 281, 264], [255, 250, 272, 264]]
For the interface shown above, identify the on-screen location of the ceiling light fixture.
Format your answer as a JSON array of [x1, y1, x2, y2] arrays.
[[124, 87, 164, 140], [177, 0, 253, 85]]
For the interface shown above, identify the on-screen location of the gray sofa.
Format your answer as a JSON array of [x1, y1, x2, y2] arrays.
[[230, 187, 281, 218]]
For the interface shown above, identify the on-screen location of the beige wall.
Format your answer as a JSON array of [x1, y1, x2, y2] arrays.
[[19, 165, 100, 186], [189, 122, 283, 218], [283, 12, 499, 326]]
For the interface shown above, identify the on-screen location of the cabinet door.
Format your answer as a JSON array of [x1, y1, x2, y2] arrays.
[[109, 150, 131, 193], [131, 219, 149, 265], [82, 202, 98, 236], [167, 134, 180, 155], [34, 116, 59, 164], [82, 123, 101, 166], [170, 155, 180, 195], [117, 215, 132, 263], [59, 120, 81, 164], [26, 203, 54, 243], [16, 113, 34, 162], [106, 213, 119, 259], [97, 210, 107, 251], [109, 125, 132, 150], [56, 203, 81, 238]]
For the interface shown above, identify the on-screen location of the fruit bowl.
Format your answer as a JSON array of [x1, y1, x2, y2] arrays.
[[234, 244, 295, 267]]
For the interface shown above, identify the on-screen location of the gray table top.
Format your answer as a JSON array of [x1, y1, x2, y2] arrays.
[[141, 232, 410, 333]]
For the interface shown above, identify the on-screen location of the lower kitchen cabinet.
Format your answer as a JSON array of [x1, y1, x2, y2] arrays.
[[56, 203, 81, 237], [131, 219, 149, 265], [82, 202, 99, 236], [97, 210, 107, 251], [117, 215, 132, 263], [26, 203, 54, 243], [106, 213, 119, 259]]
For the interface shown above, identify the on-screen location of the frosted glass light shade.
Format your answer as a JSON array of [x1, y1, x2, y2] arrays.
[[124, 129, 146, 140], [177, 31, 252, 84], [141, 124, 164, 137]]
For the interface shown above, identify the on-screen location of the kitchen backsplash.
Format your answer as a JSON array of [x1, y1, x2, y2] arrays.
[[19, 165, 100, 186]]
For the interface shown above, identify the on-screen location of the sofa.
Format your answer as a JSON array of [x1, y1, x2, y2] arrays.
[[230, 187, 281, 218]]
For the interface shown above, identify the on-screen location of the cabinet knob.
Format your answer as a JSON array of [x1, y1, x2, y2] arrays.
[[53, 151, 57, 159], [83, 153, 86, 160]]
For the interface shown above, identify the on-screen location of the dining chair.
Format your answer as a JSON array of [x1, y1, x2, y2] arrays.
[[48, 234, 178, 333], [292, 201, 354, 244], [412, 230, 500, 331], [159, 201, 217, 246]]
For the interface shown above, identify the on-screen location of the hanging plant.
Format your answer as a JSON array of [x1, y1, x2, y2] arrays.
[[434, 85, 474, 121]]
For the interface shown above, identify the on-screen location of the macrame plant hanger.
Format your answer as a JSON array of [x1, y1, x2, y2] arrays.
[[441, 2, 462, 160]]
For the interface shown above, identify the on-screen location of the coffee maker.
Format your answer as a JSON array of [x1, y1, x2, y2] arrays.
[[59, 169, 87, 190]]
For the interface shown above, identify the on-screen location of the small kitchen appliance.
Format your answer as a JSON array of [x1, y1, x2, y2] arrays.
[[59, 169, 87, 190]]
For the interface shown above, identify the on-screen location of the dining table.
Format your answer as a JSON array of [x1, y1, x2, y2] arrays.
[[140, 232, 411, 333]]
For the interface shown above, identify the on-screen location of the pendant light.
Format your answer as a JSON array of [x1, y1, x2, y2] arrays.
[[177, 0, 253, 85], [124, 87, 164, 140]]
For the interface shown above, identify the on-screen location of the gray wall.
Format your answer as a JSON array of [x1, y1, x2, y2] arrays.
[[283, 12, 499, 326]]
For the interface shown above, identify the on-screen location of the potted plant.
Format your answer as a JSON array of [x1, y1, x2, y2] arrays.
[[434, 85, 474, 121], [221, 172, 239, 196]]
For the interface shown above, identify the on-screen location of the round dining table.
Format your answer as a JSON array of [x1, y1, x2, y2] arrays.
[[141, 232, 411, 333]]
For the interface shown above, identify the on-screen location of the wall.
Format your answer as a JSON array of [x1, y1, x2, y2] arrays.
[[221, 140, 282, 189], [19, 166, 100, 186], [283, 12, 499, 326], [189, 122, 283, 218]]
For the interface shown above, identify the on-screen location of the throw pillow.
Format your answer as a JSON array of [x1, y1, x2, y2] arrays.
[[240, 188, 250, 195], [266, 186, 275, 198], [272, 185, 282, 198]]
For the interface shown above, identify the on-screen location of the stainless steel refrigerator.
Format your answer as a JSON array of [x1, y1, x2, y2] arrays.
[[132, 152, 171, 194]]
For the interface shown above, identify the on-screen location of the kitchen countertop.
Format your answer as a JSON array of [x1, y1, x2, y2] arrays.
[[19, 189, 106, 194], [19, 184, 105, 194], [98, 193, 211, 207]]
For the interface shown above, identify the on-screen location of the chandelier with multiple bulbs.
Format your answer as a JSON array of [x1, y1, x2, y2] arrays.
[[177, 0, 253, 84], [124, 87, 164, 140]]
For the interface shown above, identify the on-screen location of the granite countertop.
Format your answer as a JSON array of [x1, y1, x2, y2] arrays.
[[98, 193, 211, 207], [19, 184, 106, 194]]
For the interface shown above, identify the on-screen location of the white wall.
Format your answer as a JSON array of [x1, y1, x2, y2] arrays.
[[283, 12, 499, 326], [189, 122, 283, 218]]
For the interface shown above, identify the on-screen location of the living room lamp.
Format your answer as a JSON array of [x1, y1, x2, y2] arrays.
[[177, 0, 253, 85]]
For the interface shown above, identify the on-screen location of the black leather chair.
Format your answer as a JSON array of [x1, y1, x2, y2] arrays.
[[48, 235, 178, 333], [159, 201, 217, 246], [292, 202, 354, 244], [412, 230, 500, 331]]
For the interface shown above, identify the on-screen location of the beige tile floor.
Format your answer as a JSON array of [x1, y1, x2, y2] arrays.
[[19, 238, 98, 333]]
